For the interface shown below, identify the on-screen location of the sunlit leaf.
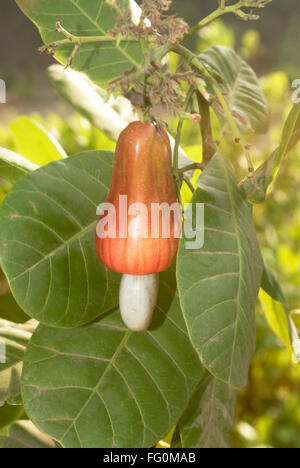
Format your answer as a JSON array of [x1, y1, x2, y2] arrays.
[[259, 289, 292, 351], [260, 265, 292, 351], [10, 116, 67, 165]]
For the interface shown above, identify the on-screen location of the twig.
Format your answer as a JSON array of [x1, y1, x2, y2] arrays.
[[181, 0, 272, 41], [39, 21, 138, 68], [178, 163, 205, 174], [183, 176, 195, 194]]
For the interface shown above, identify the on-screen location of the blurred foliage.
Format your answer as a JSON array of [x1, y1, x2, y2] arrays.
[[172, 0, 300, 75], [0, 17, 300, 448]]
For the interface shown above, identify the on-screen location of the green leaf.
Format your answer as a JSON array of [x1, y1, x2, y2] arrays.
[[177, 153, 263, 389], [0, 151, 119, 327], [10, 116, 67, 165], [242, 103, 300, 203], [178, 373, 237, 448], [0, 403, 24, 429], [21, 269, 204, 448], [260, 265, 292, 351], [199, 46, 269, 134], [0, 420, 57, 448], [0, 319, 36, 403], [0, 147, 38, 188], [15, 0, 143, 86]]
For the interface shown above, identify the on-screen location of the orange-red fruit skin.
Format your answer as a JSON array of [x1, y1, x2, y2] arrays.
[[95, 121, 180, 275]]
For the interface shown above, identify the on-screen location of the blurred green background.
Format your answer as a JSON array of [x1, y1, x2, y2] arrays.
[[0, 0, 300, 448]]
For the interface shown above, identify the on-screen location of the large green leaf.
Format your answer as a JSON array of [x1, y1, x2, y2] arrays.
[[177, 373, 237, 448], [0, 151, 119, 327], [10, 116, 67, 165], [21, 269, 204, 448], [199, 46, 269, 134], [177, 153, 263, 389], [0, 420, 57, 448], [15, 0, 143, 86], [0, 147, 38, 188], [0, 319, 36, 404]]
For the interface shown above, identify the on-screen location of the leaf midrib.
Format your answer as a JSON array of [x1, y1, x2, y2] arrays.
[[219, 156, 243, 384]]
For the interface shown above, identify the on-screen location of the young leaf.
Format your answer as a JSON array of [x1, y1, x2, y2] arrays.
[[199, 46, 270, 134], [177, 373, 237, 448], [177, 153, 263, 389], [21, 269, 204, 448], [0, 319, 36, 403], [0, 420, 57, 448], [0, 151, 119, 328], [10, 116, 67, 165], [242, 103, 300, 203], [15, 0, 143, 86]]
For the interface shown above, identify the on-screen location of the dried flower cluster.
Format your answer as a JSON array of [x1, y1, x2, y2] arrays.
[[108, 58, 200, 120], [107, 0, 194, 118], [108, 0, 189, 45]]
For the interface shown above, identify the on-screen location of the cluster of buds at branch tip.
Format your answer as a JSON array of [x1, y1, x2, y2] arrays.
[[236, 0, 273, 21]]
